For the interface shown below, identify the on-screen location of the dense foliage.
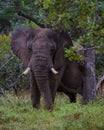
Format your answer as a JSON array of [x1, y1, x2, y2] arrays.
[[0, 34, 29, 93], [0, 0, 104, 45]]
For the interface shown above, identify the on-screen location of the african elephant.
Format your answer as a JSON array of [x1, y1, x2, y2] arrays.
[[11, 26, 84, 110]]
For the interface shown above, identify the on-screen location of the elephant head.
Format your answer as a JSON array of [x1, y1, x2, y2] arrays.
[[11, 27, 73, 110]]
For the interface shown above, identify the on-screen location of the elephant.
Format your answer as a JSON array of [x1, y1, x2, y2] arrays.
[[11, 26, 84, 111]]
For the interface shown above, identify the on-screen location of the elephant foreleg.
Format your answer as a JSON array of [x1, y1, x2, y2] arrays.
[[30, 72, 40, 108]]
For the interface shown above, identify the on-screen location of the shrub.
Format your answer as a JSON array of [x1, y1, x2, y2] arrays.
[[0, 34, 29, 94]]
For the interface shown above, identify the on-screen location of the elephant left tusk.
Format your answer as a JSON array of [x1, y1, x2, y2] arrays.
[[22, 67, 31, 75], [51, 67, 58, 74]]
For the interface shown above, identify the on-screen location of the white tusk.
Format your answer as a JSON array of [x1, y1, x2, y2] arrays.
[[22, 67, 31, 75], [51, 67, 58, 74]]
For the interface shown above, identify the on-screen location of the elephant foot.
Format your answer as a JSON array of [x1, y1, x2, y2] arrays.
[[44, 102, 53, 111], [32, 103, 40, 109], [64, 92, 76, 103], [68, 92, 77, 103], [31, 102, 40, 108], [31, 97, 40, 108], [70, 98, 76, 103]]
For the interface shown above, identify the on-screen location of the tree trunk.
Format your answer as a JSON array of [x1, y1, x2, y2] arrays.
[[83, 47, 96, 104]]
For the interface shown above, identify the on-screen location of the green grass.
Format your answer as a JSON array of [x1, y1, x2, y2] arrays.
[[0, 92, 104, 130]]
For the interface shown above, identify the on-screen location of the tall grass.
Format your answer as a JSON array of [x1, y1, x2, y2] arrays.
[[0, 92, 104, 130]]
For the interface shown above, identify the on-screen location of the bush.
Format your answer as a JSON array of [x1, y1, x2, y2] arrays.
[[0, 34, 29, 94]]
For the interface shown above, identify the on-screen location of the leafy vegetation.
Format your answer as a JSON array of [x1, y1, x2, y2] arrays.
[[0, 93, 104, 130], [64, 46, 83, 61], [0, 34, 11, 61], [0, 0, 104, 47], [0, 0, 104, 69], [0, 34, 29, 93]]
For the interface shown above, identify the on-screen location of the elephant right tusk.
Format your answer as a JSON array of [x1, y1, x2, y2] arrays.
[[51, 67, 58, 74], [22, 67, 31, 75]]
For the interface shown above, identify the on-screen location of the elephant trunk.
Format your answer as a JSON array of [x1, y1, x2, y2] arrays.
[[33, 57, 54, 110], [34, 70, 53, 110], [22, 54, 57, 110]]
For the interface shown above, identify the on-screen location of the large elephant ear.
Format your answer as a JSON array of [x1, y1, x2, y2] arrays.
[[53, 44, 65, 69], [11, 26, 36, 67], [53, 31, 73, 69]]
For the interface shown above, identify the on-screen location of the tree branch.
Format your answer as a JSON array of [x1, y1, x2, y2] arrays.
[[17, 10, 45, 28], [96, 75, 104, 90]]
